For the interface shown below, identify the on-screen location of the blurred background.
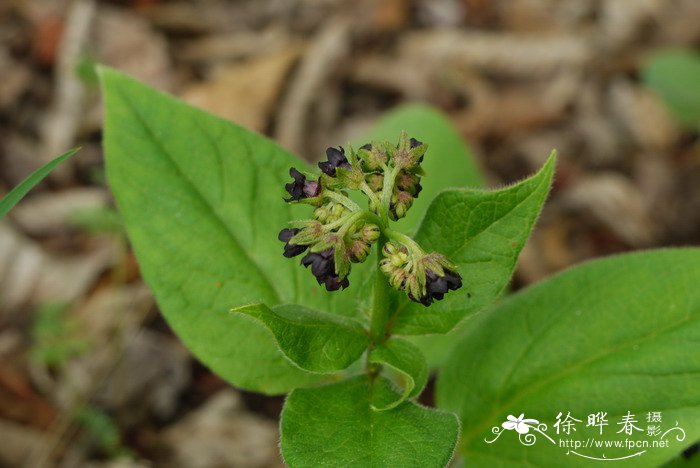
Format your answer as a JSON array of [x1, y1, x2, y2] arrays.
[[0, 0, 699, 466]]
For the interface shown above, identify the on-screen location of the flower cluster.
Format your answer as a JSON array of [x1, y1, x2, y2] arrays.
[[278, 148, 379, 291], [380, 242, 462, 306], [277, 131, 462, 305], [358, 134, 425, 221]]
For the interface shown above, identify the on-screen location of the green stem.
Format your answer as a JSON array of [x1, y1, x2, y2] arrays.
[[336, 210, 366, 238], [368, 235, 392, 344], [322, 213, 354, 232], [384, 228, 425, 256], [379, 166, 400, 225], [327, 210, 381, 235], [359, 181, 382, 215], [323, 190, 361, 211]]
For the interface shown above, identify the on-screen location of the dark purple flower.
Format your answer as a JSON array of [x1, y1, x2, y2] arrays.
[[396, 171, 422, 198], [409, 137, 425, 164], [318, 147, 351, 177], [285, 168, 320, 202], [278, 228, 309, 258], [301, 248, 349, 291], [410, 268, 462, 306]]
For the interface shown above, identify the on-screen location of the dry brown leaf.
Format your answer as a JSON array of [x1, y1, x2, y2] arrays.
[[181, 48, 300, 132], [0, 223, 116, 316], [561, 174, 656, 246], [94, 5, 172, 91], [400, 30, 593, 76], [162, 390, 282, 468]]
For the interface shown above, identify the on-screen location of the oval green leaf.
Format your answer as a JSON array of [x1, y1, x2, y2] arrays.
[[281, 375, 460, 467], [100, 67, 357, 393], [438, 249, 700, 466]]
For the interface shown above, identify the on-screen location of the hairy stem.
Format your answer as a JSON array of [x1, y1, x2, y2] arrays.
[[323, 190, 361, 211], [384, 228, 425, 256], [369, 235, 392, 345], [359, 181, 382, 214], [379, 166, 400, 225]]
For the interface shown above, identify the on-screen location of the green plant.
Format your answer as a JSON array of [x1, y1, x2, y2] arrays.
[[3, 65, 697, 467], [30, 303, 91, 369], [0, 148, 79, 220], [643, 49, 700, 129], [74, 405, 130, 459], [8, 65, 690, 467]]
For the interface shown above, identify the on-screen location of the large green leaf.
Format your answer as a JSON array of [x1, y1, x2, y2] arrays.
[[100, 67, 366, 393], [360, 104, 484, 233], [438, 249, 700, 467], [391, 152, 555, 336], [0, 148, 79, 220], [281, 375, 460, 467], [232, 303, 369, 373], [643, 49, 700, 128], [368, 337, 428, 411]]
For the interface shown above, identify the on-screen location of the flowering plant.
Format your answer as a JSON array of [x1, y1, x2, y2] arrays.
[[2, 67, 688, 467]]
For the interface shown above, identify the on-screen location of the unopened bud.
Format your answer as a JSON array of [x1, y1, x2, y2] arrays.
[[366, 173, 384, 192], [348, 239, 371, 263], [396, 171, 422, 197], [314, 205, 331, 223], [393, 132, 427, 170], [359, 143, 389, 171], [390, 191, 414, 220], [360, 224, 380, 243]]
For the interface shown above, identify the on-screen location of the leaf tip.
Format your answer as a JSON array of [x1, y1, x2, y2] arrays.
[[229, 303, 261, 314], [543, 149, 557, 172]]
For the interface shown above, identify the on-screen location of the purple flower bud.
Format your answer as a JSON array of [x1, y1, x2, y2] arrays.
[[396, 171, 422, 198], [278, 228, 309, 258], [285, 168, 321, 202], [318, 147, 351, 177], [301, 248, 349, 291], [410, 138, 425, 163], [410, 268, 462, 306]]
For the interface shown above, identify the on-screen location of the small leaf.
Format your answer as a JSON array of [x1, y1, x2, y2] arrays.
[[360, 104, 484, 233], [643, 49, 700, 128], [281, 375, 460, 467], [0, 148, 79, 220], [392, 152, 556, 335], [232, 303, 369, 373], [438, 249, 700, 467], [369, 337, 428, 411]]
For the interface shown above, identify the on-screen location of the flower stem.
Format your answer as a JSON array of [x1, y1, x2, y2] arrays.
[[369, 234, 392, 344], [323, 190, 361, 211], [384, 228, 425, 256], [379, 166, 400, 225], [359, 181, 382, 215], [336, 210, 367, 238]]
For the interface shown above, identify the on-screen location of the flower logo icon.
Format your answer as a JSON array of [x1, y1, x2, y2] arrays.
[[502, 414, 540, 434]]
